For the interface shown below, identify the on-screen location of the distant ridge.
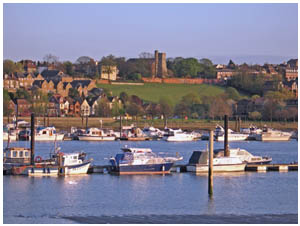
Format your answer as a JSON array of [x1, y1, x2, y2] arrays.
[[197, 55, 297, 65]]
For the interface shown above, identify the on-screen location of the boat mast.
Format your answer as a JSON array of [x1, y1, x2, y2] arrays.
[[30, 113, 35, 165]]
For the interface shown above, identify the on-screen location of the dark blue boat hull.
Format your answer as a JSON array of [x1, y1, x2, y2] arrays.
[[110, 162, 174, 174]]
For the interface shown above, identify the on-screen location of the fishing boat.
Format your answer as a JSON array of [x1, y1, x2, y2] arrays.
[[27, 152, 91, 176], [186, 150, 246, 173], [255, 127, 292, 141], [78, 127, 116, 141], [213, 148, 272, 164], [34, 126, 65, 141], [214, 125, 248, 141], [109, 147, 182, 174], [3, 147, 32, 174]]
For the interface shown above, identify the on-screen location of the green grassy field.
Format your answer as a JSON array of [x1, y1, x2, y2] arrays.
[[97, 83, 226, 106]]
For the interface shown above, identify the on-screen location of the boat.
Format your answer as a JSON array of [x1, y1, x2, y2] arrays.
[[254, 126, 292, 141], [78, 127, 116, 141], [214, 125, 248, 141], [143, 126, 164, 140], [186, 150, 246, 173], [164, 128, 196, 142], [109, 147, 182, 175], [213, 148, 272, 164], [34, 126, 65, 141], [3, 147, 32, 174], [120, 126, 149, 140], [27, 152, 92, 176]]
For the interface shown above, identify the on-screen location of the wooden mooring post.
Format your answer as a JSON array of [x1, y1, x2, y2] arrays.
[[208, 130, 214, 196]]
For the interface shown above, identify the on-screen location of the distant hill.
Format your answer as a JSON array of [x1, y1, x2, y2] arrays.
[[97, 83, 226, 106]]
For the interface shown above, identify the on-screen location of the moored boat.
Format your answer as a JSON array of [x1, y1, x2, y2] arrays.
[[214, 125, 248, 141], [255, 127, 292, 141], [109, 147, 182, 175], [187, 150, 246, 173], [78, 128, 115, 141], [34, 126, 65, 141]]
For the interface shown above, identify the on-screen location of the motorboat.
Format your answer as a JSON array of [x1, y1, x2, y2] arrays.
[[143, 126, 164, 139], [214, 125, 248, 141], [164, 128, 195, 142], [240, 125, 262, 140], [34, 126, 65, 141], [120, 126, 149, 140], [78, 127, 115, 141], [186, 150, 246, 173], [3, 147, 32, 174], [213, 148, 272, 164], [109, 147, 182, 174], [27, 152, 91, 176], [254, 127, 292, 141]]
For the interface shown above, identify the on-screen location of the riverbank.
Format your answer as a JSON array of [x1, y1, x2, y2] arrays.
[[4, 117, 298, 132]]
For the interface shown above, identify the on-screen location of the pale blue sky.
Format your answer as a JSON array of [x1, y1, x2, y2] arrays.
[[3, 3, 298, 64]]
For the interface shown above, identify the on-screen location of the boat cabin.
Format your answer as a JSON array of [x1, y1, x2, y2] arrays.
[[61, 153, 83, 166], [85, 128, 106, 136], [4, 147, 31, 164], [36, 126, 57, 136]]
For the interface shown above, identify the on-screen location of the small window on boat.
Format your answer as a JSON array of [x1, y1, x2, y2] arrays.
[[25, 151, 29, 157], [19, 151, 23, 157], [13, 151, 17, 157], [73, 156, 77, 159], [43, 131, 47, 134]]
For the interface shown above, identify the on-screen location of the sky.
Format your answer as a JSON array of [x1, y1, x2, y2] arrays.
[[3, 3, 298, 64]]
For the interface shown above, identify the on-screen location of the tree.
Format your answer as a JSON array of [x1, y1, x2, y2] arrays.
[[139, 52, 154, 59], [248, 111, 262, 121], [63, 61, 74, 76], [96, 98, 111, 117], [146, 103, 159, 121], [3, 59, 24, 75], [3, 89, 13, 117], [119, 92, 129, 104], [225, 87, 240, 101], [43, 54, 59, 65], [100, 55, 117, 81], [158, 97, 173, 127], [174, 102, 190, 119], [174, 58, 201, 78], [68, 88, 80, 99]]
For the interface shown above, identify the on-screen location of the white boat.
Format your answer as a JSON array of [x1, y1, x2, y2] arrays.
[[214, 148, 272, 164], [186, 150, 246, 173], [164, 128, 196, 142], [143, 126, 163, 139], [240, 125, 262, 140], [28, 152, 91, 176], [214, 125, 248, 141], [78, 127, 115, 141], [110, 147, 182, 174], [255, 127, 292, 141], [34, 126, 65, 141]]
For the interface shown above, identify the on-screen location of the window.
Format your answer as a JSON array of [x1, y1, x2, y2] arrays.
[[43, 131, 47, 134], [13, 151, 17, 157], [25, 151, 29, 157], [19, 151, 23, 157]]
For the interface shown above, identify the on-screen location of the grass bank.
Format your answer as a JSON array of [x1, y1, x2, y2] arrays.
[[97, 83, 226, 106]]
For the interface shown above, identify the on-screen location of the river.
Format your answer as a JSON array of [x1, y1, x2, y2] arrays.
[[3, 139, 298, 223]]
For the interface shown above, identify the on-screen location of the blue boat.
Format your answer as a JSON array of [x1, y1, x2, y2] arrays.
[[109, 147, 182, 175]]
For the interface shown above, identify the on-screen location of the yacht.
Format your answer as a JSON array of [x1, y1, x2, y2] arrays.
[[34, 126, 65, 141], [214, 125, 248, 141], [187, 150, 246, 173], [109, 147, 182, 174], [255, 127, 292, 141], [214, 148, 272, 164], [78, 127, 115, 141], [164, 128, 195, 142], [240, 125, 262, 140], [143, 126, 164, 139]]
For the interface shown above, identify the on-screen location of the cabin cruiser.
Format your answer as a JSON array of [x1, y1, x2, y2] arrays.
[[240, 125, 262, 140], [254, 126, 292, 141], [34, 126, 65, 141], [214, 125, 248, 141], [163, 128, 195, 142], [214, 148, 272, 164], [109, 147, 182, 174], [78, 127, 115, 141], [187, 150, 246, 173]]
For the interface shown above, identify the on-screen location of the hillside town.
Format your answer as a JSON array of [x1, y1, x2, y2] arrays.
[[3, 50, 298, 122]]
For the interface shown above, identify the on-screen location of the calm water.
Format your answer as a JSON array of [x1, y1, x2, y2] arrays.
[[3, 140, 298, 223]]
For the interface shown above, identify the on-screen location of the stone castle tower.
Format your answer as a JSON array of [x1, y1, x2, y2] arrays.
[[153, 50, 167, 78]]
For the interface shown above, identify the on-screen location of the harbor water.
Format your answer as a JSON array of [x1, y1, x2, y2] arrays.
[[3, 140, 298, 223]]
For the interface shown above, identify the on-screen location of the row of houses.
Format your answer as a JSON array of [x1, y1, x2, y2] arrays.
[[7, 94, 122, 117], [216, 59, 298, 82]]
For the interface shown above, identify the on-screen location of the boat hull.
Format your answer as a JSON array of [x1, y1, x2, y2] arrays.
[[215, 135, 248, 141], [187, 163, 246, 173], [166, 137, 194, 142], [255, 134, 291, 141], [111, 162, 174, 175], [78, 136, 115, 141], [33, 134, 65, 141]]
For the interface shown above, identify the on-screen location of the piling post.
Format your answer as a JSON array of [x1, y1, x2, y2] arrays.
[[30, 113, 35, 165], [85, 115, 88, 131], [120, 115, 122, 138], [208, 130, 214, 196], [224, 115, 229, 157]]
